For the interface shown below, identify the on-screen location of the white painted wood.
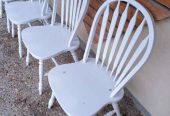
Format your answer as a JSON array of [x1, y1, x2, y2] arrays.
[[41, 0, 49, 17], [96, 6, 109, 64], [39, 60, 43, 95], [22, 0, 89, 95], [43, 19, 49, 25], [0, 0, 2, 18], [1, 0, 40, 26], [7, 17, 10, 33], [51, 57, 58, 66], [11, 22, 15, 38], [28, 23, 31, 27], [48, 92, 55, 109], [17, 25, 22, 58], [115, 36, 149, 87], [61, 0, 65, 26], [26, 23, 31, 66], [69, 0, 74, 31], [112, 103, 120, 116], [50, 0, 57, 26], [71, 51, 78, 62], [26, 50, 30, 66], [48, 59, 124, 116], [72, 0, 78, 30], [114, 19, 146, 81], [68, 0, 90, 47], [5, 0, 51, 58], [65, 0, 69, 27], [0, 0, 19, 18], [5, 1, 51, 24], [111, 10, 138, 75], [75, 0, 82, 28], [102, 1, 120, 67], [48, 0, 155, 115], [107, 3, 129, 71], [104, 110, 116, 116], [86, 15, 106, 61], [2, 1, 21, 33], [22, 26, 72, 60], [38, 0, 41, 4]]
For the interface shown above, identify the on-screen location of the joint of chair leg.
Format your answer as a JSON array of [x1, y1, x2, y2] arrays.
[[112, 103, 120, 116], [71, 51, 78, 62]]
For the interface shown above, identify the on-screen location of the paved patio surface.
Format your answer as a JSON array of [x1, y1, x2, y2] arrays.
[[0, 15, 143, 116]]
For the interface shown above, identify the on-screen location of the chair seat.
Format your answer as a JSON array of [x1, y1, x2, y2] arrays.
[[22, 25, 79, 60], [5, 1, 51, 24], [48, 59, 124, 116]]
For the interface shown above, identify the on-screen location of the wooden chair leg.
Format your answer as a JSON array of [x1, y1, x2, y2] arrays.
[[51, 57, 58, 66], [26, 50, 30, 66], [112, 103, 120, 116], [39, 60, 43, 95], [0, 0, 2, 18], [28, 23, 31, 27], [48, 92, 55, 109], [7, 17, 10, 33], [17, 25, 22, 58], [12, 23, 15, 38], [71, 51, 78, 62]]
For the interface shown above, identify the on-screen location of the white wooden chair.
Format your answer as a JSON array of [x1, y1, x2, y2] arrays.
[[21, 0, 90, 95], [47, 0, 155, 115], [0, 0, 27, 35], [0, 0, 17, 18], [5, 0, 51, 58]]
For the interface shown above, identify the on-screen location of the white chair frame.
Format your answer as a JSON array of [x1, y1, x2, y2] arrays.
[[0, 0, 31, 34], [0, 0, 22, 37], [5, 0, 51, 58], [0, 0, 15, 18], [48, 0, 155, 115], [21, 0, 90, 95]]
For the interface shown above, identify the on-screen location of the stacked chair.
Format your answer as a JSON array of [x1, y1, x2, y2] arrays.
[[21, 0, 90, 95], [2, 0, 155, 115], [5, 0, 51, 58], [47, 0, 155, 116], [0, 0, 18, 18]]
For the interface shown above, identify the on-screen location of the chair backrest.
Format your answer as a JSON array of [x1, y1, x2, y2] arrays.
[[40, 0, 50, 16], [50, 0, 89, 46], [83, 0, 155, 98]]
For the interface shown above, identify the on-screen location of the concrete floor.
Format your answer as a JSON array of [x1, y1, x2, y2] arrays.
[[0, 15, 143, 116]]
